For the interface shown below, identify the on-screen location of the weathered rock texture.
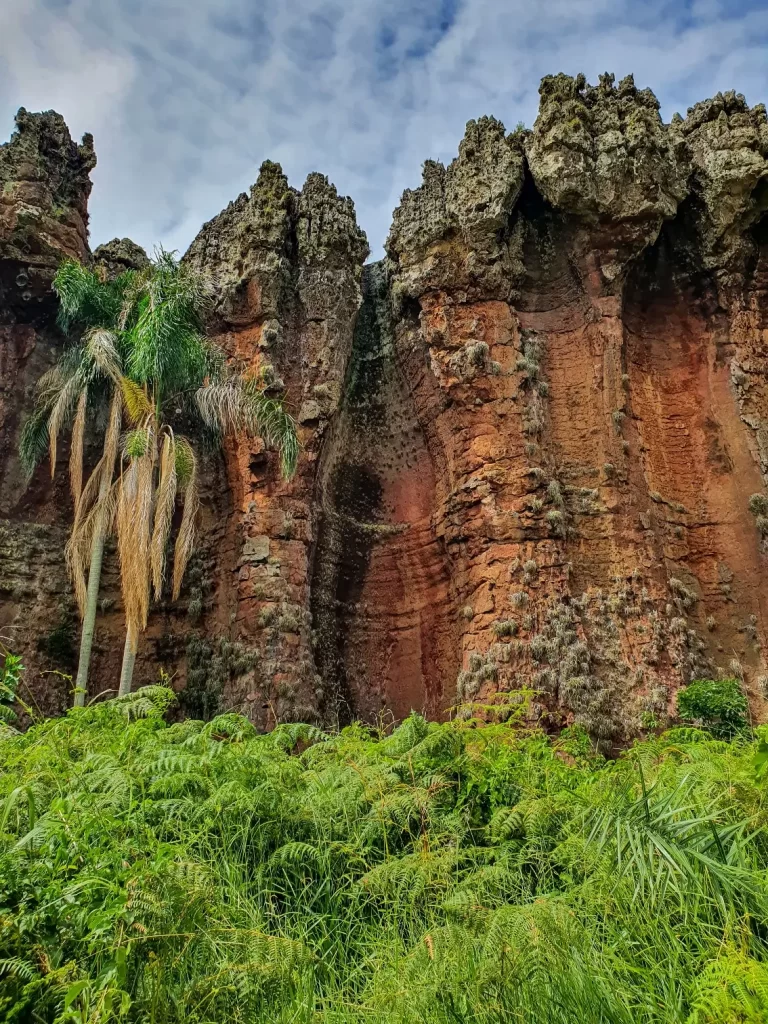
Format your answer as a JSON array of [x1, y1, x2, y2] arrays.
[[1, 74, 768, 742], [183, 162, 369, 726], [1, 110, 96, 712]]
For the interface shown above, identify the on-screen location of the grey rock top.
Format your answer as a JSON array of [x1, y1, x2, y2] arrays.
[[387, 72, 768, 290], [184, 160, 369, 317], [0, 107, 96, 217], [93, 237, 150, 277]]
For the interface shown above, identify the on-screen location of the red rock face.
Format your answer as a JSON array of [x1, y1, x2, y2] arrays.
[[380, 77, 768, 741], [1, 75, 767, 743], [310, 264, 457, 724]]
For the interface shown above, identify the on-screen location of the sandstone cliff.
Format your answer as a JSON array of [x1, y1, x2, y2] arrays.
[[1, 74, 767, 742]]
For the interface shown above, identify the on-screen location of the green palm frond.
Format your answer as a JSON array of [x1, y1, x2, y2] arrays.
[[18, 406, 50, 479], [122, 428, 151, 459], [124, 249, 209, 398], [241, 381, 299, 479], [53, 259, 124, 331], [195, 377, 299, 479]]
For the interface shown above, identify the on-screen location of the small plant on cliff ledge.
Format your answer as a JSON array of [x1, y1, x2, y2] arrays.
[[20, 250, 299, 702], [748, 492, 768, 537]]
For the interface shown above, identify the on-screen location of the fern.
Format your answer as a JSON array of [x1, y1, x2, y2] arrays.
[[1, 695, 767, 1023]]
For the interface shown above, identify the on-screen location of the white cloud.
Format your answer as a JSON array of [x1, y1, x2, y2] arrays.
[[1, 0, 767, 260]]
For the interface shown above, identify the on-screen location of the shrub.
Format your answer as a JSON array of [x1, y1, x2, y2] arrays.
[[677, 678, 748, 739], [492, 619, 518, 637]]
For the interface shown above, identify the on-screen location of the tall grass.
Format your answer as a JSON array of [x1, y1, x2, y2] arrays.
[[1, 688, 767, 1023]]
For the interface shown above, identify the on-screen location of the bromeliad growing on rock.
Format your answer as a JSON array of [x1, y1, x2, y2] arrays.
[[19, 248, 299, 701]]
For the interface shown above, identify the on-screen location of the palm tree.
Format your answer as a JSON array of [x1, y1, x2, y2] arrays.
[[22, 249, 299, 701], [110, 250, 298, 695], [19, 263, 131, 706]]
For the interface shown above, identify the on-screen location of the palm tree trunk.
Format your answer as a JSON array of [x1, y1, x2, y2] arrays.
[[73, 515, 106, 707], [118, 621, 138, 697], [73, 472, 111, 708]]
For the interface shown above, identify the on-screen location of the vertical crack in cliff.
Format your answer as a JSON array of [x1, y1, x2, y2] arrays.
[[310, 262, 454, 724]]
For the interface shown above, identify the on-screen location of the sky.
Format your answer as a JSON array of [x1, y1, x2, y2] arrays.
[[2, 0, 768, 260]]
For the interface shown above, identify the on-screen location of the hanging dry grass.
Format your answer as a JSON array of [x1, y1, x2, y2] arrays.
[[84, 327, 122, 382], [117, 452, 155, 635], [172, 437, 199, 601], [69, 390, 88, 507], [150, 432, 178, 598], [66, 393, 123, 618], [47, 373, 82, 476]]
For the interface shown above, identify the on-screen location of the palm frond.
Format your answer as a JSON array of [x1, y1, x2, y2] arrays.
[[69, 389, 88, 507], [84, 327, 122, 382], [194, 377, 299, 479], [194, 380, 242, 434], [150, 432, 177, 599], [242, 381, 299, 479], [102, 391, 123, 490], [124, 250, 209, 399], [35, 348, 83, 405], [18, 407, 50, 480], [171, 437, 199, 600], [117, 454, 153, 634], [46, 373, 84, 477], [67, 390, 123, 616], [53, 259, 123, 331], [19, 348, 85, 479], [119, 376, 153, 427], [122, 427, 152, 460], [66, 476, 119, 617]]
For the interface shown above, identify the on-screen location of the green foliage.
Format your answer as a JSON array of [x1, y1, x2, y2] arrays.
[[1, 699, 767, 1022], [53, 258, 127, 333], [0, 650, 22, 732], [677, 678, 748, 738], [22, 250, 298, 483], [122, 249, 209, 401]]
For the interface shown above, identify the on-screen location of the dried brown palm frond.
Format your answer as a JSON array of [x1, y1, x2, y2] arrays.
[[84, 327, 122, 381], [70, 390, 88, 507], [150, 431, 177, 599], [172, 437, 199, 601], [102, 392, 123, 485], [67, 391, 122, 612], [36, 363, 71, 407], [117, 453, 154, 633], [194, 380, 242, 433], [66, 477, 120, 617], [47, 373, 83, 476]]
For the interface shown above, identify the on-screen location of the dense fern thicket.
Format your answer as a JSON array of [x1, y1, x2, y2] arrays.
[[1, 689, 768, 1023]]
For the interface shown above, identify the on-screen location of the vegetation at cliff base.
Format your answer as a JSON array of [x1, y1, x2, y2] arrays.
[[1, 688, 768, 1023]]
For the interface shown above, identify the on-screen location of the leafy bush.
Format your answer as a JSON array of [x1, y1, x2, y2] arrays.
[[677, 677, 748, 738], [0, 690, 767, 1023]]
